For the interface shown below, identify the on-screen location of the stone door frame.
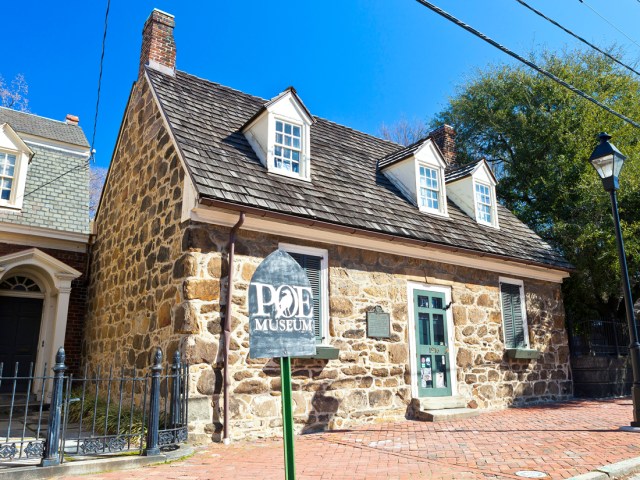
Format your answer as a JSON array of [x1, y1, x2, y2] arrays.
[[406, 281, 457, 399]]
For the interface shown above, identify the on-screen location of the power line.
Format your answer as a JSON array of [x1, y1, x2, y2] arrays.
[[515, 0, 640, 77], [413, 0, 640, 130], [90, 0, 111, 160], [577, 0, 640, 50], [23, 0, 111, 200]]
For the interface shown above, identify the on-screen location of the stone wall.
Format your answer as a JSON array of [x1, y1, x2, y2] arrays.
[[180, 224, 571, 441], [84, 75, 186, 376]]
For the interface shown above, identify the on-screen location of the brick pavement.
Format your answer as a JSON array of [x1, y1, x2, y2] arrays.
[[55, 398, 640, 480]]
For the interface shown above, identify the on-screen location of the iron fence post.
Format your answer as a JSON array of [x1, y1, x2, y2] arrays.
[[169, 351, 182, 429], [41, 348, 66, 467], [144, 348, 162, 456]]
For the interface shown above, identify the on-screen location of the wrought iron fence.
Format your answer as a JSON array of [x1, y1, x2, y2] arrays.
[[0, 347, 188, 469], [568, 317, 630, 356]]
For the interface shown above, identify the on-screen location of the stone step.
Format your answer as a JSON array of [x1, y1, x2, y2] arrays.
[[411, 396, 468, 411], [417, 407, 480, 422]]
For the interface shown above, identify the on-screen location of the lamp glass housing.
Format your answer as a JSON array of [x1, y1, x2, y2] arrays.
[[590, 152, 624, 181]]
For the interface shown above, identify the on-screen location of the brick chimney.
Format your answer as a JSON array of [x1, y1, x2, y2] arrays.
[[429, 124, 456, 165], [65, 114, 79, 126], [139, 9, 176, 79]]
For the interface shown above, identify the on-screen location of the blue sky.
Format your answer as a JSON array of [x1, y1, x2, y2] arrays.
[[5, 1, 640, 168]]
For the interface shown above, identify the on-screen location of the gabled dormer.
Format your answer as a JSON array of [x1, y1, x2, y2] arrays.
[[379, 137, 449, 217], [446, 159, 499, 229], [242, 87, 314, 182], [0, 123, 34, 210]]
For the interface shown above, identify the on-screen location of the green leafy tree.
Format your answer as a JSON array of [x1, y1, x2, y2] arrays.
[[432, 48, 640, 322]]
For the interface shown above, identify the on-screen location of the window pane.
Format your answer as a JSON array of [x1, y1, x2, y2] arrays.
[[292, 162, 299, 173], [1, 189, 9, 200], [7, 155, 16, 166], [433, 314, 445, 345], [434, 355, 447, 388], [293, 138, 300, 149], [418, 295, 429, 308], [293, 126, 301, 137], [418, 313, 430, 344], [284, 123, 292, 134], [276, 133, 283, 144], [276, 121, 283, 132], [292, 151, 300, 161], [284, 136, 291, 146], [432, 297, 443, 309]]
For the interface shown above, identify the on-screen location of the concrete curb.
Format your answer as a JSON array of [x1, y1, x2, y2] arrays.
[[568, 456, 640, 480], [0, 445, 195, 480]]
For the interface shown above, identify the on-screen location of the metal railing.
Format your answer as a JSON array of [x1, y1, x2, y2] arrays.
[[0, 347, 188, 468], [568, 317, 630, 356]]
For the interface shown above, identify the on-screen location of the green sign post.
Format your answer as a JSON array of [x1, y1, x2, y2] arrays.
[[280, 356, 295, 480], [248, 249, 317, 480]]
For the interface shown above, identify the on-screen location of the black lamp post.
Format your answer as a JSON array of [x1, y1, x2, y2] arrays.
[[589, 132, 640, 427]]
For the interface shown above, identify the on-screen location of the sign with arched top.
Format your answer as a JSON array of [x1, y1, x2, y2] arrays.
[[248, 249, 316, 359]]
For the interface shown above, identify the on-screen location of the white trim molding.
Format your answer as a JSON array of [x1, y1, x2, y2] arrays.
[[279, 242, 330, 344], [498, 276, 530, 348], [0, 221, 90, 252], [406, 281, 457, 399], [191, 204, 570, 284]]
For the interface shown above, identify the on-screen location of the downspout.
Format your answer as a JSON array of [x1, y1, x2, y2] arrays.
[[223, 211, 245, 444]]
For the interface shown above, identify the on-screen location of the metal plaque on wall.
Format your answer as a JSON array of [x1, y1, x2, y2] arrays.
[[248, 249, 316, 359], [367, 306, 390, 339]]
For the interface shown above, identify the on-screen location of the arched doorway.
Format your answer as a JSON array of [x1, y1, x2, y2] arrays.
[[0, 248, 81, 398], [0, 275, 45, 392]]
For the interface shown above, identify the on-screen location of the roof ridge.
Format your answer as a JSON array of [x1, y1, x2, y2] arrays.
[[0, 106, 80, 128]]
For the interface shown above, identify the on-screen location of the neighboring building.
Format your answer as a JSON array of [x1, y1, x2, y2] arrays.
[[85, 10, 572, 442], [0, 107, 91, 389]]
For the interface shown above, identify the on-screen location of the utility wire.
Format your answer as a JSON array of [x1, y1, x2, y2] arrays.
[[414, 0, 640, 130], [516, 0, 640, 77], [578, 0, 640, 50], [23, 0, 110, 200]]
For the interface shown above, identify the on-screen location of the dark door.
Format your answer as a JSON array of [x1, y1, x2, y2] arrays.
[[414, 289, 452, 397], [0, 297, 43, 392]]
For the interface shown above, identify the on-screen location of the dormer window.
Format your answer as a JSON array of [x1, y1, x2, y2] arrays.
[[419, 165, 440, 211], [379, 137, 449, 218], [475, 182, 492, 224], [0, 123, 33, 210], [274, 120, 302, 173], [0, 151, 17, 201], [445, 159, 499, 229], [242, 86, 314, 182]]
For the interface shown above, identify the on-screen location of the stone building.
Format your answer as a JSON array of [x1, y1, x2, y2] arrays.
[[0, 107, 91, 388], [85, 10, 572, 442]]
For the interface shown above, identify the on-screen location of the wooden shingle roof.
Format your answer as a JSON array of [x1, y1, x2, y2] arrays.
[[147, 68, 570, 270]]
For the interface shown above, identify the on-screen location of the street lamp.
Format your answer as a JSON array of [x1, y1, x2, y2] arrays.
[[588, 132, 640, 427]]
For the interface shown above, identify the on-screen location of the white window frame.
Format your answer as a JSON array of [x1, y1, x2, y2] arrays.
[[270, 116, 309, 181], [474, 181, 493, 226], [416, 162, 447, 216], [0, 149, 19, 207], [279, 242, 329, 345], [498, 277, 530, 349], [273, 119, 302, 174]]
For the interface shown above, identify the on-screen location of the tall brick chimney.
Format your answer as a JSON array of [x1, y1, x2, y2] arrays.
[[429, 124, 456, 165], [139, 9, 176, 79]]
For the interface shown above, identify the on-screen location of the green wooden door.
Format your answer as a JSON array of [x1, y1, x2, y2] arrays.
[[413, 289, 451, 397]]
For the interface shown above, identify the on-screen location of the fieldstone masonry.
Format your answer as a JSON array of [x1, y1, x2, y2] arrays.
[[86, 77, 571, 443], [173, 226, 571, 441]]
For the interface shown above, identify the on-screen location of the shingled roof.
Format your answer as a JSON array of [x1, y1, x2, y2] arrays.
[[146, 68, 570, 271], [0, 107, 89, 147]]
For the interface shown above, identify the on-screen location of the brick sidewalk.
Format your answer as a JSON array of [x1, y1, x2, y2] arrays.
[[55, 398, 640, 480]]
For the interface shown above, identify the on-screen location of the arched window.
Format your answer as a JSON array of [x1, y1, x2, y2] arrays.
[[0, 275, 42, 292]]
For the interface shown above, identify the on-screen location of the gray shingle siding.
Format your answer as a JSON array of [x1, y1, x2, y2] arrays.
[[0, 143, 90, 234]]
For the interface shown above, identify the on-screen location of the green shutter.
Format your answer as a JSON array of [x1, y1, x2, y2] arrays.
[[500, 283, 525, 348], [289, 252, 323, 343]]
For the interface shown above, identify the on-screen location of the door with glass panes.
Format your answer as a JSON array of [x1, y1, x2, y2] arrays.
[[413, 289, 451, 397]]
